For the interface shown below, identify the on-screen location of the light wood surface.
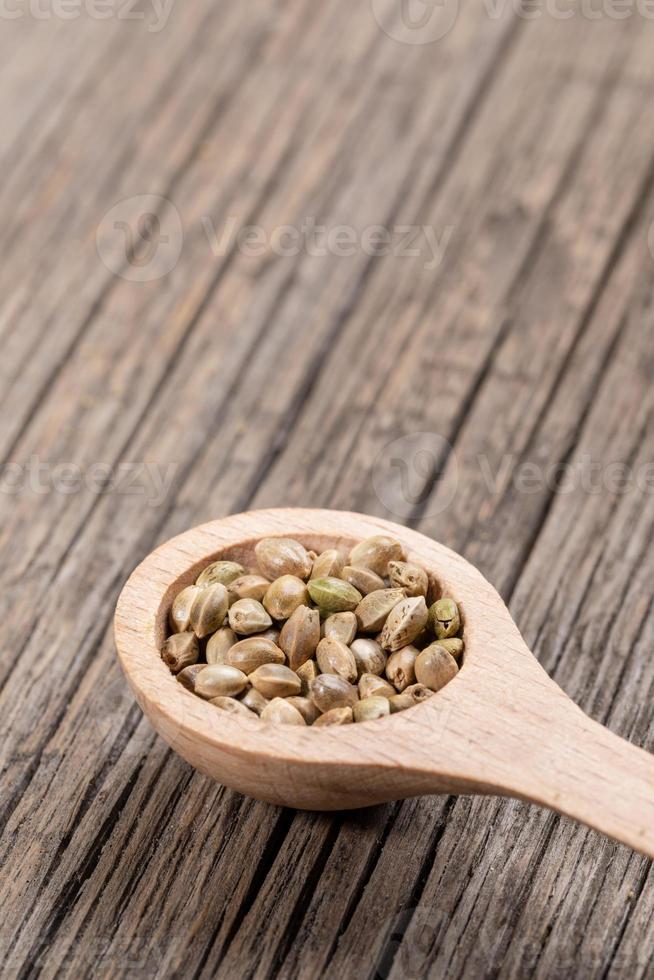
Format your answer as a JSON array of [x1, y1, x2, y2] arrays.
[[2, 3, 653, 976], [115, 508, 654, 858]]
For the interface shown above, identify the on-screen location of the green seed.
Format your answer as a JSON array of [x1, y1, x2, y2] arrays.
[[387, 560, 429, 598], [322, 611, 358, 645], [388, 692, 416, 713], [341, 565, 386, 596], [249, 664, 302, 699], [350, 638, 386, 678], [260, 697, 307, 725], [307, 577, 362, 614], [310, 549, 344, 580], [263, 575, 309, 620], [355, 588, 405, 633], [279, 605, 320, 671], [195, 664, 249, 699], [228, 598, 272, 636], [169, 585, 201, 633], [348, 535, 405, 576], [316, 638, 357, 684], [414, 643, 459, 691], [190, 583, 229, 639], [385, 645, 419, 692], [435, 637, 464, 659], [380, 596, 428, 652], [309, 674, 358, 713], [255, 537, 313, 580], [313, 706, 353, 726], [162, 631, 199, 674], [228, 637, 286, 674], [353, 696, 390, 723], [428, 598, 461, 640], [196, 560, 245, 588]]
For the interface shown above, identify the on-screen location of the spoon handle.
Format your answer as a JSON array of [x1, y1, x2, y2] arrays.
[[501, 702, 654, 858]]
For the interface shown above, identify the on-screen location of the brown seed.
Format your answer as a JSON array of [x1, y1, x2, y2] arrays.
[[310, 549, 344, 580], [209, 696, 258, 718], [161, 631, 199, 673], [241, 687, 269, 715], [323, 611, 358, 646], [307, 577, 362, 615], [353, 696, 391, 723], [249, 664, 302, 699], [206, 627, 238, 665], [190, 583, 229, 639], [428, 598, 461, 640], [258, 627, 282, 645], [313, 706, 353, 726], [263, 575, 309, 620], [228, 637, 286, 674], [415, 643, 459, 692], [228, 598, 272, 636], [296, 659, 319, 696], [227, 574, 270, 605], [196, 560, 245, 588], [380, 596, 428, 651], [177, 663, 205, 692], [169, 585, 201, 633], [260, 697, 307, 725], [286, 696, 321, 725], [348, 535, 405, 575], [195, 664, 249, 699], [309, 675, 358, 713], [279, 605, 320, 671], [385, 645, 419, 692], [387, 560, 429, 598], [355, 588, 405, 633], [316, 638, 357, 684], [388, 692, 416, 713], [255, 537, 313, 580], [341, 565, 386, 596], [358, 673, 396, 700], [350, 638, 386, 677], [404, 683, 436, 703]]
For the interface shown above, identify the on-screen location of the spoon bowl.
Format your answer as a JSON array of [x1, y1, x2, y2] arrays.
[[114, 508, 654, 857]]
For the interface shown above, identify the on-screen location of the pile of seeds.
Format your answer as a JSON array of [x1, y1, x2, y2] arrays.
[[161, 535, 463, 726]]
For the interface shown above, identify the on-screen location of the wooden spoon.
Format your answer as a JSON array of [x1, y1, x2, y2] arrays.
[[114, 508, 654, 857]]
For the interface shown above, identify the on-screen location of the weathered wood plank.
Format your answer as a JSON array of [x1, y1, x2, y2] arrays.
[[1, 4, 653, 979]]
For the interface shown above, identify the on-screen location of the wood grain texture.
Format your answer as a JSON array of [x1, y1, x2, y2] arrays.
[[0, 0, 653, 977]]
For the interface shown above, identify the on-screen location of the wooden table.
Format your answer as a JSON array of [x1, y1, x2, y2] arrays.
[[1, 2, 653, 977]]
